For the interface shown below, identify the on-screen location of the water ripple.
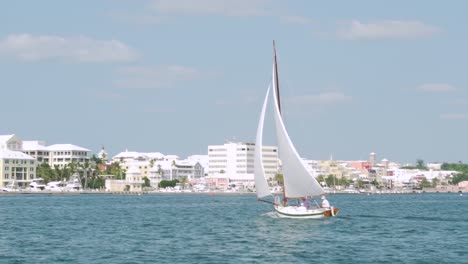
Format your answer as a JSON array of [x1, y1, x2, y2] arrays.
[[0, 193, 467, 263]]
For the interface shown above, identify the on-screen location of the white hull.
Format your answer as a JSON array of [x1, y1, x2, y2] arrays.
[[274, 205, 336, 219]]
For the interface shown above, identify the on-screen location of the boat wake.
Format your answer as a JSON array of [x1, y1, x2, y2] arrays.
[[262, 211, 280, 218]]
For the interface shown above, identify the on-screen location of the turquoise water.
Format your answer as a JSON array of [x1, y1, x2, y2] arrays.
[[0, 193, 467, 263]]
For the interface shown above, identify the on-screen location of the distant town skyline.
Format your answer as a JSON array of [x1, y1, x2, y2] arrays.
[[1, 1, 467, 164]]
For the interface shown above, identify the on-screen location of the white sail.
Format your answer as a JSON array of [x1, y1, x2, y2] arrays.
[[254, 85, 272, 199], [271, 64, 324, 198]]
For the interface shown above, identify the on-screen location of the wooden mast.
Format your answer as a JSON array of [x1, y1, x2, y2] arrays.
[[273, 40, 287, 206]]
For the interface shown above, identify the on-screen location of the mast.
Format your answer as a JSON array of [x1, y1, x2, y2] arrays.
[[273, 40, 281, 114], [273, 40, 287, 206]]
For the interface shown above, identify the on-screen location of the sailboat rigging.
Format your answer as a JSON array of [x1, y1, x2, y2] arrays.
[[254, 41, 339, 219]]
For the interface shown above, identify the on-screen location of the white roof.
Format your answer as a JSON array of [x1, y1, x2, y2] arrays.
[[0, 134, 14, 143], [145, 152, 165, 159], [121, 161, 150, 167], [0, 149, 35, 160], [113, 150, 165, 159], [22, 141, 49, 151], [153, 161, 173, 170], [113, 151, 143, 159], [47, 144, 90, 151]]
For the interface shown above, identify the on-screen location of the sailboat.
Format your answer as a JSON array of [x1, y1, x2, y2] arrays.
[[254, 41, 339, 219]]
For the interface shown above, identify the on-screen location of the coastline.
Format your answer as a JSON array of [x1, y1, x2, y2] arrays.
[[0, 188, 462, 196]]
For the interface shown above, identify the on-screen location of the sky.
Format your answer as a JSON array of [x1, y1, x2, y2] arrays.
[[1, 0, 468, 164]]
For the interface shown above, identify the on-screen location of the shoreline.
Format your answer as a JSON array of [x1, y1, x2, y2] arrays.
[[0, 189, 463, 196]]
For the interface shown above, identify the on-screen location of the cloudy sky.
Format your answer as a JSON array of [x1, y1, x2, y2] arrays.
[[1, 0, 467, 164]]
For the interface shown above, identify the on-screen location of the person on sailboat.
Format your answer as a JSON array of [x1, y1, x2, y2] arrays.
[[303, 197, 311, 209], [321, 195, 330, 208]]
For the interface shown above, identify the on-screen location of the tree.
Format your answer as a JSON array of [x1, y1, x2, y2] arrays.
[[316, 175, 325, 186], [274, 173, 284, 185], [158, 179, 179, 188], [431, 178, 440, 188], [36, 162, 57, 183], [142, 176, 151, 188], [420, 178, 432, 188], [451, 172, 468, 185], [180, 176, 188, 189], [106, 162, 126, 180], [325, 175, 335, 187], [416, 159, 428, 170]]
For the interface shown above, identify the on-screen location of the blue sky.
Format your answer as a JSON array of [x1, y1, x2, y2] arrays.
[[1, 0, 467, 164]]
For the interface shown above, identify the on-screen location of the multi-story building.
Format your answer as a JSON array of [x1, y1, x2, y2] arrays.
[[22, 140, 91, 168], [47, 144, 91, 168], [22, 141, 50, 164], [0, 134, 36, 187], [112, 151, 205, 183], [112, 150, 164, 164], [207, 141, 279, 180]]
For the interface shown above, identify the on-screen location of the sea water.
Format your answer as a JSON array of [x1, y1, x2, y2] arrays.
[[0, 193, 467, 263]]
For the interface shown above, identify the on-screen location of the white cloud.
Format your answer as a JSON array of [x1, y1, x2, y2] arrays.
[[287, 92, 352, 105], [338, 20, 441, 40], [115, 65, 202, 89], [417, 83, 456, 92], [150, 0, 271, 17], [440, 113, 468, 120], [0, 34, 138, 62]]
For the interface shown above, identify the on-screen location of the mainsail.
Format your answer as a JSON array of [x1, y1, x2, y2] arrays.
[[271, 62, 325, 198], [254, 85, 272, 199]]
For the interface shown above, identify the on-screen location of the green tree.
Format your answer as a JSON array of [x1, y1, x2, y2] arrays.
[[142, 176, 151, 188], [416, 159, 428, 170], [316, 175, 325, 186], [325, 175, 335, 187], [158, 179, 179, 188], [420, 178, 432, 188], [36, 162, 57, 183], [431, 178, 440, 188], [451, 172, 468, 185], [274, 173, 284, 185], [106, 162, 126, 180]]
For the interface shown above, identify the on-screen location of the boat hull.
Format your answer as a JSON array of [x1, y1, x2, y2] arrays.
[[274, 205, 339, 219]]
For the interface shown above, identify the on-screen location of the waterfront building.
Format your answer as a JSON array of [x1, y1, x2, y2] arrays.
[[207, 141, 279, 180], [47, 144, 91, 168], [113, 150, 205, 185], [0, 134, 36, 187], [22, 140, 90, 168], [22, 141, 50, 164], [153, 159, 204, 181], [112, 150, 164, 164]]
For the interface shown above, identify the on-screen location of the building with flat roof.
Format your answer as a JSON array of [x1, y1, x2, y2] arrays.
[[207, 141, 279, 180]]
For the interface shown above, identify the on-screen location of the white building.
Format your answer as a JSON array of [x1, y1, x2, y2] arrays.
[[153, 160, 204, 181], [22, 141, 90, 168], [22, 141, 50, 164], [46, 144, 91, 168], [207, 141, 279, 180], [111, 150, 205, 185], [0, 134, 36, 187], [112, 150, 164, 164]]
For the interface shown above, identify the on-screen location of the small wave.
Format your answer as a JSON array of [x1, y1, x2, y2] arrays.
[[262, 211, 279, 218]]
